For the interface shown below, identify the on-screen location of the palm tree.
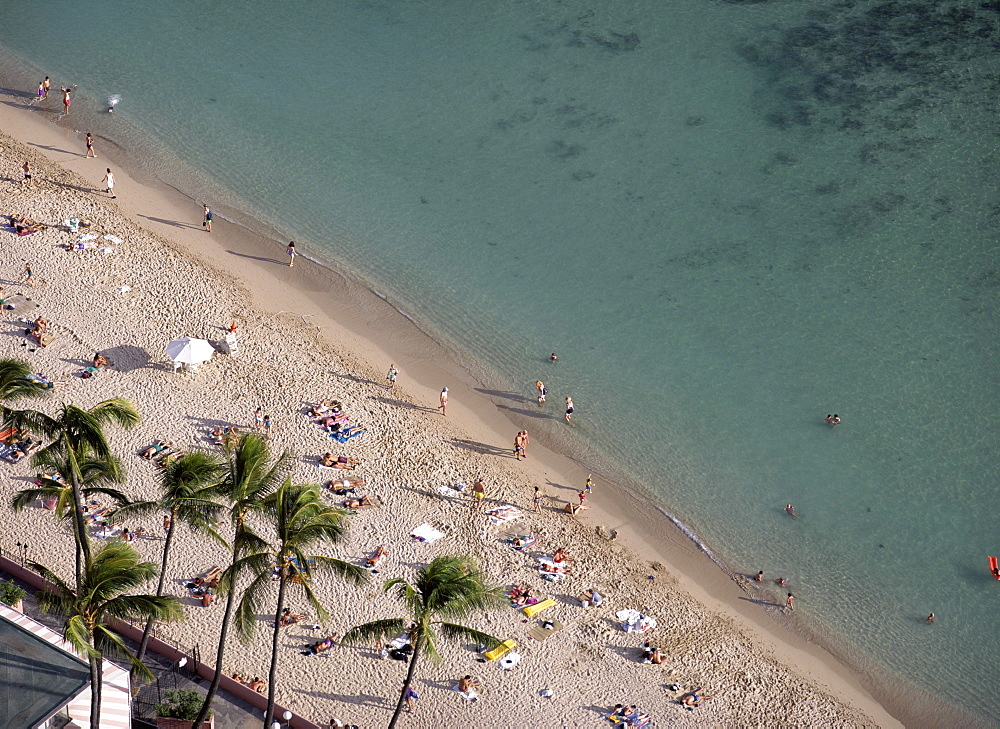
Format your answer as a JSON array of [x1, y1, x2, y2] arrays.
[[191, 432, 290, 728], [230, 480, 366, 729], [10, 399, 139, 587], [343, 555, 506, 728], [30, 540, 183, 729], [0, 357, 52, 411], [110, 450, 227, 661], [12, 447, 129, 584]]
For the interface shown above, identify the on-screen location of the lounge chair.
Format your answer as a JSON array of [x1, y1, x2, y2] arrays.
[[522, 598, 556, 618]]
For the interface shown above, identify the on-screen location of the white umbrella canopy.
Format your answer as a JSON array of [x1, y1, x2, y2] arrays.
[[166, 336, 216, 365]]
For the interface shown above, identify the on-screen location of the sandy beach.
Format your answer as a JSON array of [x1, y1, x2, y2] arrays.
[[0, 97, 915, 728]]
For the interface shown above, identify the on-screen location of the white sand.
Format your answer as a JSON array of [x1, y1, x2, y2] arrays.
[[0, 108, 903, 728]]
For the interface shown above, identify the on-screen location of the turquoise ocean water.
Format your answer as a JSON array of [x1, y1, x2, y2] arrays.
[[1, 0, 997, 721]]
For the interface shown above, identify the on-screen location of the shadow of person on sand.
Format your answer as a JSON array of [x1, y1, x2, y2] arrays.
[[138, 214, 201, 230], [370, 395, 436, 413], [738, 596, 784, 609], [306, 692, 393, 710], [449, 438, 510, 457], [225, 249, 283, 265], [27, 142, 75, 155]]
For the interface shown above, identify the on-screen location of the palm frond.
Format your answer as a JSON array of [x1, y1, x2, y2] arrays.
[[341, 618, 407, 646]]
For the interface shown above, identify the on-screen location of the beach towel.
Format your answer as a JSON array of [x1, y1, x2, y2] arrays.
[[485, 504, 523, 525], [454, 686, 479, 702], [0, 443, 16, 460], [528, 620, 564, 641], [103, 234, 122, 244], [503, 534, 538, 551], [616, 609, 656, 633], [436, 485, 460, 500], [410, 523, 445, 544], [78, 233, 98, 242]]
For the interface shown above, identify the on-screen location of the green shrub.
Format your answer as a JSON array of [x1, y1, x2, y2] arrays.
[[154, 689, 212, 720], [0, 579, 26, 607]]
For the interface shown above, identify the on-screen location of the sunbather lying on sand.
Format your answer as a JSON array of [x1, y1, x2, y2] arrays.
[[508, 584, 540, 606], [305, 635, 339, 655], [326, 478, 365, 493], [320, 453, 361, 468], [140, 440, 171, 459], [343, 495, 375, 509], [365, 545, 387, 568], [210, 426, 241, 446], [10, 214, 45, 235], [279, 607, 308, 626], [307, 400, 339, 417], [680, 689, 712, 709]]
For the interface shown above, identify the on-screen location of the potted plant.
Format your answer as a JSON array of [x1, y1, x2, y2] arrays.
[[0, 579, 27, 612], [155, 689, 214, 729]]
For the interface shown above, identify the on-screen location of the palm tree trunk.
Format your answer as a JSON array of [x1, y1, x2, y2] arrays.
[[388, 635, 421, 729], [69, 470, 92, 589], [191, 563, 238, 728], [88, 653, 103, 729], [263, 571, 289, 729], [137, 508, 176, 662]]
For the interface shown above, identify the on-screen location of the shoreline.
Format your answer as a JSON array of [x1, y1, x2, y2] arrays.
[[0, 81, 972, 727]]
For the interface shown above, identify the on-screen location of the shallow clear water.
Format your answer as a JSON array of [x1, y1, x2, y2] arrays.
[[2, 0, 998, 721]]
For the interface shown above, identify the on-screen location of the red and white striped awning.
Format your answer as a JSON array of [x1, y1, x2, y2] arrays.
[[0, 605, 131, 728]]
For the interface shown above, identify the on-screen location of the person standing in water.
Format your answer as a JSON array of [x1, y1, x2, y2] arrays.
[[85, 133, 96, 158], [202, 204, 213, 232], [286, 241, 297, 266], [61, 86, 74, 114], [438, 387, 448, 415], [785, 593, 795, 611], [564, 396, 575, 423], [101, 168, 116, 198], [535, 380, 546, 405], [43, 76, 51, 98], [549, 352, 558, 363], [37, 81, 45, 101]]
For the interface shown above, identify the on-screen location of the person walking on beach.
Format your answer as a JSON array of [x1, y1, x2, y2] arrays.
[[564, 396, 575, 423], [532, 486, 543, 513], [513, 432, 525, 460], [403, 684, 419, 714], [85, 133, 96, 158], [585, 474, 594, 494], [535, 380, 546, 405], [21, 161, 32, 187], [254, 408, 264, 431], [202, 204, 213, 232], [163, 515, 172, 535], [472, 479, 485, 508], [785, 593, 795, 611], [263, 414, 272, 439], [24, 262, 35, 288], [287, 241, 297, 266], [438, 387, 448, 416], [386, 364, 398, 388], [520, 429, 529, 456], [101, 168, 116, 198]]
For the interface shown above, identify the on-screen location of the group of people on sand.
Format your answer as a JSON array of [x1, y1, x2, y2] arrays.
[[9, 213, 46, 235], [231, 674, 266, 693]]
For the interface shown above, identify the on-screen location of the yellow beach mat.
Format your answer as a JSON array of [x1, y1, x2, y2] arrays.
[[522, 598, 556, 618], [484, 639, 516, 661]]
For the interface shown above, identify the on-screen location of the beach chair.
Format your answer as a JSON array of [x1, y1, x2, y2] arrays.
[[484, 639, 516, 661], [0, 426, 18, 444], [522, 598, 556, 618]]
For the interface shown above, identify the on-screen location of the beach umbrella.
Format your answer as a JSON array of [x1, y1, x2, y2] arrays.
[[165, 336, 215, 365]]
